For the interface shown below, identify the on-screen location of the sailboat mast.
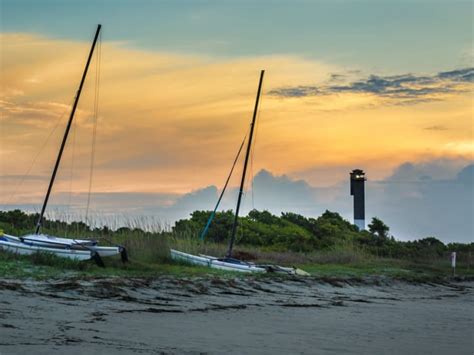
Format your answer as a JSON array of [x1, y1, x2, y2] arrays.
[[35, 24, 102, 234], [226, 70, 265, 258]]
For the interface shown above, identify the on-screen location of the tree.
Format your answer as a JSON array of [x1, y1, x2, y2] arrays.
[[248, 209, 280, 225], [368, 217, 389, 238], [173, 210, 235, 243]]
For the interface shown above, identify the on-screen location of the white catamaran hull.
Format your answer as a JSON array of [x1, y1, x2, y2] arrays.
[[170, 249, 266, 273], [20, 234, 96, 247], [2, 234, 121, 258], [200, 253, 310, 276], [0, 236, 92, 261]]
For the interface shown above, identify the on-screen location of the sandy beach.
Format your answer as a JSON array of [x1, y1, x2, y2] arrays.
[[0, 276, 472, 354]]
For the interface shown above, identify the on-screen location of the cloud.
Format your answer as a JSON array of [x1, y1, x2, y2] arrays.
[[437, 68, 474, 82], [170, 186, 219, 216], [1, 32, 340, 195], [0, 174, 47, 181], [250, 169, 316, 211], [0, 99, 72, 128], [368, 162, 473, 242], [456, 164, 473, 181], [383, 159, 468, 182], [269, 67, 474, 104], [267, 86, 321, 98], [1, 32, 472, 206], [424, 125, 448, 131]]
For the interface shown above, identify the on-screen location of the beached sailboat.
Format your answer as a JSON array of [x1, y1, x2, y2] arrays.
[[170, 249, 265, 273], [1, 234, 122, 259], [0, 25, 126, 264], [170, 71, 308, 276], [0, 234, 94, 261]]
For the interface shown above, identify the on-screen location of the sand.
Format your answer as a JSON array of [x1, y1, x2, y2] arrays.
[[0, 276, 472, 354]]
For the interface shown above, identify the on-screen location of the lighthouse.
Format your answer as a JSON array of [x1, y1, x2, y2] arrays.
[[350, 169, 366, 230]]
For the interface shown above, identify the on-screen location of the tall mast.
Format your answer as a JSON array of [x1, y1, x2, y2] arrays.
[[226, 70, 265, 258], [35, 24, 102, 234]]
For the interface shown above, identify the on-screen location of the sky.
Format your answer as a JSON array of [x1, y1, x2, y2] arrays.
[[0, 0, 473, 242]]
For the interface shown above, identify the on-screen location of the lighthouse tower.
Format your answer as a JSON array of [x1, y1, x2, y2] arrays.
[[350, 169, 366, 230]]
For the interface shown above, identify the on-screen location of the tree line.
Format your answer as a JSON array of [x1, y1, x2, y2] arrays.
[[1, 209, 472, 261]]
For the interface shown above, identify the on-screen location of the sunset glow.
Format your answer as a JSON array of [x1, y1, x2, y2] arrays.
[[1, 0, 472, 241]]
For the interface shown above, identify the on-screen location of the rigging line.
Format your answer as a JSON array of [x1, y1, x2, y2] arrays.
[[85, 31, 101, 224], [3, 98, 74, 209], [250, 77, 264, 210], [199, 133, 247, 240], [240, 77, 264, 242], [236, 150, 253, 244], [236, 183, 250, 245], [64, 114, 78, 236], [66, 97, 80, 212]]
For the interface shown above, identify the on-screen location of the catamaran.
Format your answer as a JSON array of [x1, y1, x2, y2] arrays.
[[0, 25, 127, 264], [170, 71, 308, 276]]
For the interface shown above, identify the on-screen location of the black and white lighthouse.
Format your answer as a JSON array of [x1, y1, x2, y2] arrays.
[[350, 169, 366, 230]]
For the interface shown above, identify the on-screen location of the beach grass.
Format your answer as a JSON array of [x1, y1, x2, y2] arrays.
[[1, 240, 472, 281], [0, 249, 245, 280], [1, 212, 472, 281]]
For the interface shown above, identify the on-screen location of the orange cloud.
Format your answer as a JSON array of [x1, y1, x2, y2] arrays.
[[1, 33, 472, 207]]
